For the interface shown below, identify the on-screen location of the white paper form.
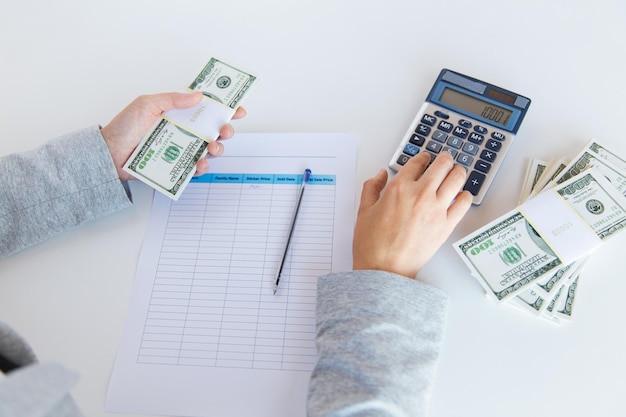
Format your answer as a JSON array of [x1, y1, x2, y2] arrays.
[[106, 133, 357, 417]]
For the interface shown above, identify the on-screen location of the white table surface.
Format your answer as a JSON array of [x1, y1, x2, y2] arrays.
[[1, 1, 625, 416]]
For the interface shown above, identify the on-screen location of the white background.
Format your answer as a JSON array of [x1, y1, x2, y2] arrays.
[[1, 0, 625, 416]]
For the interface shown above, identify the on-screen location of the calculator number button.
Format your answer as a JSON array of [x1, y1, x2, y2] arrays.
[[456, 153, 474, 167], [443, 147, 458, 158], [447, 136, 463, 149], [426, 141, 443, 153], [431, 130, 448, 143], [462, 142, 479, 155], [397, 154, 411, 166]]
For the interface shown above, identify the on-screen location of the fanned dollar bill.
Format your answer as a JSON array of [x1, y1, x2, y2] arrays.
[[517, 158, 547, 204], [527, 157, 567, 198], [553, 139, 626, 197], [123, 58, 258, 200], [460, 140, 626, 324], [553, 274, 581, 321], [511, 259, 584, 318], [454, 169, 626, 303]]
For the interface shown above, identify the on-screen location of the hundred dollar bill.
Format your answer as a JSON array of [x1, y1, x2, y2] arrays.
[[123, 119, 209, 198], [554, 139, 626, 197], [512, 286, 547, 316], [553, 274, 581, 321], [542, 285, 564, 323], [512, 259, 584, 316], [123, 58, 258, 200], [588, 140, 626, 172], [528, 157, 567, 198], [518, 158, 548, 204], [454, 169, 626, 302]]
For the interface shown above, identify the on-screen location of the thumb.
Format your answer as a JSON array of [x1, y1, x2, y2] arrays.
[[154, 91, 203, 112], [359, 168, 388, 211]]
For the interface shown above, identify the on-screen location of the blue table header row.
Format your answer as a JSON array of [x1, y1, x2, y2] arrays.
[[191, 173, 336, 185]]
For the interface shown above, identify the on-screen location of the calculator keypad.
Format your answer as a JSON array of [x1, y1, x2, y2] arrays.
[[390, 104, 512, 205]]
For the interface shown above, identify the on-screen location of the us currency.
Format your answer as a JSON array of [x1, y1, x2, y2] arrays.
[[543, 286, 564, 322], [528, 157, 567, 198], [532, 259, 581, 300], [511, 286, 548, 316], [518, 158, 548, 204], [455, 169, 626, 303], [588, 140, 626, 173], [553, 139, 626, 197], [553, 274, 581, 321], [123, 58, 258, 199], [512, 260, 584, 318]]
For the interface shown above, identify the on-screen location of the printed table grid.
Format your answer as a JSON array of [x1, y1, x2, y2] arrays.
[[138, 174, 336, 371]]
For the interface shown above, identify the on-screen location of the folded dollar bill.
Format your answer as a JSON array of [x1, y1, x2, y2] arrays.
[[123, 57, 258, 200]]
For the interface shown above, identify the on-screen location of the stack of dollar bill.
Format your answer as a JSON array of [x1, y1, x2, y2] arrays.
[[454, 140, 626, 324], [123, 57, 258, 200]]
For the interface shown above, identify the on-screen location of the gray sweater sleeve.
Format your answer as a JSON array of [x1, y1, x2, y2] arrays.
[[308, 270, 448, 417], [0, 126, 132, 259]]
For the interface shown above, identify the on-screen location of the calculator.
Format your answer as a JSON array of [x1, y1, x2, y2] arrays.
[[389, 69, 531, 205]]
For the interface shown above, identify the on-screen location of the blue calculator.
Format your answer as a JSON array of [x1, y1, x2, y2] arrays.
[[389, 69, 531, 205]]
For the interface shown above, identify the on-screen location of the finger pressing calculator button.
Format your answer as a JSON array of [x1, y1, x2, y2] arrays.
[[397, 154, 411, 166], [415, 124, 431, 136], [491, 131, 506, 141], [443, 147, 458, 158], [456, 153, 474, 167], [409, 134, 426, 146], [464, 171, 486, 196], [421, 114, 437, 126]]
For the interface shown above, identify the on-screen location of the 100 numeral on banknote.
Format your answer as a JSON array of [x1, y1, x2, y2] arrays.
[[125, 120, 208, 197], [455, 170, 626, 302]]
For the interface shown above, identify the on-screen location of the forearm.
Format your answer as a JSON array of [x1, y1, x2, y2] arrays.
[[0, 126, 132, 259], [308, 271, 448, 417]]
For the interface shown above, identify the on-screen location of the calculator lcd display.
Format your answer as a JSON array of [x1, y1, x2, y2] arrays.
[[439, 87, 512, 126]]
